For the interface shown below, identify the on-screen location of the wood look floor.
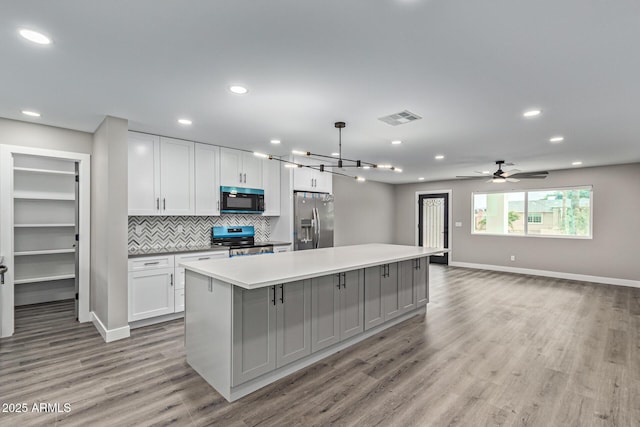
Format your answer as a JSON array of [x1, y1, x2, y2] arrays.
[[1, 266, 639, 427]]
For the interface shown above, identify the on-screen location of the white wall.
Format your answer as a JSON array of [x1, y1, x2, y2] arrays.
[[394, 163, 640, 282], [91, 116, 129, 335], [0, 118, 92, 154], [333, 175, 395, 246]]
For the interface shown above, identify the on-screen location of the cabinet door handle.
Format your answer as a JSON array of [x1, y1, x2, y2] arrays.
[[163, 198, 166, 211], [156, 198, 160, 210], [280, 284, 284, 303], [342, 272, 346, 288], [336, 274, 341, 290], [170, 273, 174, 286], [217, 200, 220, 211], [244, 173, 247, 183], [272, 285, 276, 305], [144, 261, 160, 266], [239, 172, 243, 183]]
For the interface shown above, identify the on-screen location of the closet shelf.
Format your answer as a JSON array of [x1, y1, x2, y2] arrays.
[[14, 223, 75, 228], [13, 191, 75, 201], [14, 274, 76, 285], [14, 167, 76, 176], [14, 249, 75, 256]]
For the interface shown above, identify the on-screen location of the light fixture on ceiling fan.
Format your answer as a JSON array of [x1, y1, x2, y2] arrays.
[[253, 122, 403, 182]]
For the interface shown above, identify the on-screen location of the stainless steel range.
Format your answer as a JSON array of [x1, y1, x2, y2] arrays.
[[211, 226, 274, 257]]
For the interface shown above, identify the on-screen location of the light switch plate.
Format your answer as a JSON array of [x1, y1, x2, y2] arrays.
[[455, 222, 462, 227], [177, 225, 184, 233], [135, 224, 143, 234]]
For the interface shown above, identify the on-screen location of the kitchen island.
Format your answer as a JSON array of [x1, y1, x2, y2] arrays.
[[181, 243, 446, 402]]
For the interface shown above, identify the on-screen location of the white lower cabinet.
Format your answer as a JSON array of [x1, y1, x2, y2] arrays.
[[274, 245, 291, 253], [232, 280, 311, 386], [415, 257, 429, 306], [310, 270, 364, 352], [128, 267, 175, 322], [128, 251, 228, 321], [174, 251, 229, 313]]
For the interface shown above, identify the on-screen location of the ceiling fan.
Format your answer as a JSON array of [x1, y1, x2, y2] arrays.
[[457, 160, 549, 183]]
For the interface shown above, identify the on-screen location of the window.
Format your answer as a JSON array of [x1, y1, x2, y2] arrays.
[[527, 213, 543, 224], [472, 187, 592, 238]]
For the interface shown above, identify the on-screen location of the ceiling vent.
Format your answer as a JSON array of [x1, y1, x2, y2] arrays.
[[378, 110, 422, 126]]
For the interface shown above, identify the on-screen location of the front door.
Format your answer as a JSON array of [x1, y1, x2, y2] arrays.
[[418, 193, 449, 265]]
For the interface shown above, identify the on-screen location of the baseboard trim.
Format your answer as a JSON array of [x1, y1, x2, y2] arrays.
[[91, 311, 131, 343], [449, 261, 640, 289]]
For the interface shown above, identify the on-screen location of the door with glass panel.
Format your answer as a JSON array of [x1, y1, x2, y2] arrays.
[[418, 193, 449, 265]]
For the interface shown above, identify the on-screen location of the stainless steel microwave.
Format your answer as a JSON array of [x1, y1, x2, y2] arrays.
[[220, 186, 264, 214]]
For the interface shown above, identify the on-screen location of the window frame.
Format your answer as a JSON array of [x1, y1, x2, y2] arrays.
[[471, 185, 593, 239]]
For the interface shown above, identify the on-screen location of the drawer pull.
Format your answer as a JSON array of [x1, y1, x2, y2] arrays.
[[198, 257, 210, 261], [144, 261, 160, 266]]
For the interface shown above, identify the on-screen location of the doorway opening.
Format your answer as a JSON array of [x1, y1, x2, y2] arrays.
[[1, 145, 90, 338], [418, 192, 450, 265]]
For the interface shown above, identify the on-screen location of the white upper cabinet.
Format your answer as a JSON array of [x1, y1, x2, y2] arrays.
[[262, 159, 281, 216], [160, 137, 195, 215], [195, 143, 220, 216], [127, 132, 195, 216], [292, 156, 332, 194], [128, 132, 160, 215], [220, 148, 263, 189]]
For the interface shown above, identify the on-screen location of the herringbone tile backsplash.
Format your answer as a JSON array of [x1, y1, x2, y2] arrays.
[[128, 215, 271, 251]]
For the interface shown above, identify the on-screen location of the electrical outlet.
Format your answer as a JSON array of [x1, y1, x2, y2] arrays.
[[510, 255, 516, 261], [135, 224, 143, 235], [177, 225, 184, 233], [455, 221, 462, 227]]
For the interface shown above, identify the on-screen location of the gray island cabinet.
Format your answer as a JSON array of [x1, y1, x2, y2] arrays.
[[181, 243, 445, 402]]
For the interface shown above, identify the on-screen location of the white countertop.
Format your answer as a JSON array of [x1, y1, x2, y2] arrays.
[[180, 243, 448, 289]]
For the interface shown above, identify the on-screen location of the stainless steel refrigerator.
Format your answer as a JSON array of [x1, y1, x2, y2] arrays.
[[294, 192, 334, 250]]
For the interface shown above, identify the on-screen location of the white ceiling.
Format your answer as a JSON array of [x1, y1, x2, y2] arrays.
[[2, 0, 640, 184]]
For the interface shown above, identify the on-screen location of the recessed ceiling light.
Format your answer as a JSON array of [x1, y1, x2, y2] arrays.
[[435, 155, 445, 160], [395, 168, 403, 173], [362, 165, 371, 170], [391, 140, 402, 145], [523, 109, 542, 117], [572, 161, 582, 166], [178, 118, 192, 125], [21, 110, 41, 117], [356, 176, 366, 182], [482, 170, 491, 174], [418, 177, 425, 181], [270, 139, 281, 144], [229, 85, 248, 94], [331, 152, 340, 156], [549, 136, 564, 143], [18, 28, 51, 45]]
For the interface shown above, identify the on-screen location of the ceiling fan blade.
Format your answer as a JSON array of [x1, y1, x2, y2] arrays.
[[501, 169, 521, 177], [505, 178, 520, 183], [510, 170, 548, 177], [517, 175, 548, 179], [456, 175, 485, 179]]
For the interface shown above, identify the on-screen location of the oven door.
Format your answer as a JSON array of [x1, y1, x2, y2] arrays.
[[220, 187, 264, 213]]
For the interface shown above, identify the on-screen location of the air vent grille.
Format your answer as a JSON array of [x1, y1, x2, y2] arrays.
[[378, 110, 422, 126]]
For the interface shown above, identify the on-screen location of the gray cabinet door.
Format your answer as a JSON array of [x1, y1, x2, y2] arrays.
[[398, 260, 417, 314], [382, 262, 400, 320], [364, 266, 384, 330], [340, 270, 364, 340], [311, 274, 341, 352], [232, 286, 277, 386], [415, 257, 429, 306], [276, 280, 312, 368]]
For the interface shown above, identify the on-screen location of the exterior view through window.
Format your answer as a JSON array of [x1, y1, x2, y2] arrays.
[[473, 187, 592, 238]]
